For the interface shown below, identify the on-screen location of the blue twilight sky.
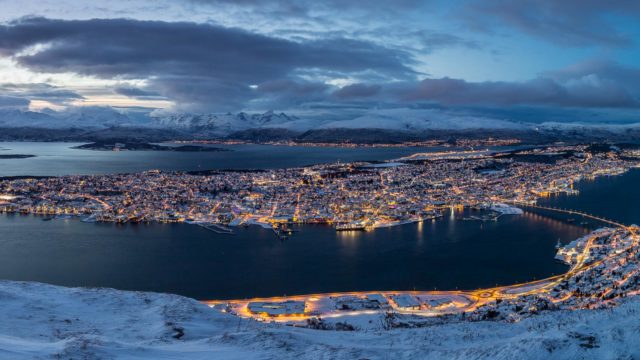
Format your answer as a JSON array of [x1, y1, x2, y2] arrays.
[[0, 0, 639, 123]]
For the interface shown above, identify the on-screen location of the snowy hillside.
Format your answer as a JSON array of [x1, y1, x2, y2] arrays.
[[152, 108, 529, 134], [0, 107, 529, 133], [2, 280, 640, 359], [150, 110, 297, 136]]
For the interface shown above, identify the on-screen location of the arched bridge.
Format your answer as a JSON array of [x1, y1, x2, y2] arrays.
[[508, 202, 627, 229]]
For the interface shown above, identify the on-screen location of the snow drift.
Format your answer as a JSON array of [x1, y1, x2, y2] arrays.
[[1, 280, 640, 359]]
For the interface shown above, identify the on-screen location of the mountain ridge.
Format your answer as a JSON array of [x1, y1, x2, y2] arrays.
[[1, 107, 639, 143]]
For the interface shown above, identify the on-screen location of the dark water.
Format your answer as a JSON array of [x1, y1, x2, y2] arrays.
[[0, 209, 585, 300], [0, 142, 466, 176]]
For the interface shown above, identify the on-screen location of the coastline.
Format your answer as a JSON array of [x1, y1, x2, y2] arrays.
[[206, 223, 636, 325]]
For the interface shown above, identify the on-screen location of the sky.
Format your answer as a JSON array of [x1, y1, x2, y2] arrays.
[[0, 0, 639, 123]]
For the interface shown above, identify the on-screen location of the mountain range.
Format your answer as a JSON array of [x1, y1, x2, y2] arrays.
[[1, 107, 639, 143]]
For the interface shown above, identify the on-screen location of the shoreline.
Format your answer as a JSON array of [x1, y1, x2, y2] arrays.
[[2, 158, 629, 231], [205, 224, 635, 323]]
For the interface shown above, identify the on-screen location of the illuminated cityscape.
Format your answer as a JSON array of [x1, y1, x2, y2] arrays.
[[2, 143, 640, 329], [2, 0, 640, 358], [0, 145, 633, 235]]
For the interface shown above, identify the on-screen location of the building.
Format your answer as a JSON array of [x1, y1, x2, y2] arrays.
[[247, 300, 306, 317]]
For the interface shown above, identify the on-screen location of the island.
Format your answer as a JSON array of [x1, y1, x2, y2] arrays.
[[73, 141, 229, 152], [0, 154, 36, 159]]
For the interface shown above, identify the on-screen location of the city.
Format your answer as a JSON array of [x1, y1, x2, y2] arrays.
[[2, 0, 640, 358], [0, 145, 634, 236]]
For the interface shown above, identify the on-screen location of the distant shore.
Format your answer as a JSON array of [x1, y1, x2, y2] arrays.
[[0, 154, 35, 159], [73, 141, 230, 152]]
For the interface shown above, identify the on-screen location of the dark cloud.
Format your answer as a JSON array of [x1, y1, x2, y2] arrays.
[[291, 60, 640, 109], [317, 60, 640, 109], [543, 59, 640, 94], [332, 83, 381, 99], [189, 0, 637, 49], [114, 87, 163, 98], [460, 0, 640, 46], [256, 79, 329, 96], [0, 83, 83, 105], [400, 76, 638, 108], [189, 0, 429, 17], [413, 30, 481, 52], [0, 17, 415, 111], [1, 13, 638, 115], [252, 79, 330, 107]]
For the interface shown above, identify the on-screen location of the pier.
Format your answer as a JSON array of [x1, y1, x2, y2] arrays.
[[197, 223, 234, 234]]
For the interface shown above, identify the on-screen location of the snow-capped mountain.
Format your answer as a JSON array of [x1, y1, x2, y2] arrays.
[[151, 108, 528, 134], [0, 109, 57, 128], [1, 106, 639, 141], [1, 107, 529, 134], [150, 110, 297, 136], [0, 107, 133, 129]]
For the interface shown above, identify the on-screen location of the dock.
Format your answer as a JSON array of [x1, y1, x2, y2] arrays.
[[198, 223, 235, 234]]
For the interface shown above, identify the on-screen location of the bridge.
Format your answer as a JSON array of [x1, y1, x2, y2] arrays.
[[509, 202, 627, 229]]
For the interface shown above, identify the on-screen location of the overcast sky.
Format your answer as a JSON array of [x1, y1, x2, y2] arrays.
[[1, 0, 639, 122]]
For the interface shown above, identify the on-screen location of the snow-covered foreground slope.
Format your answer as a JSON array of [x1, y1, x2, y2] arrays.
[[1, 280, 640, 359]]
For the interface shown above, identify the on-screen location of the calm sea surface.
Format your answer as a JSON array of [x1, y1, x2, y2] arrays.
[[537, 168, 640, 226], [0, 210, 584, 300], [0, 141, 468, 176], [0, 142, 634, 300]]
